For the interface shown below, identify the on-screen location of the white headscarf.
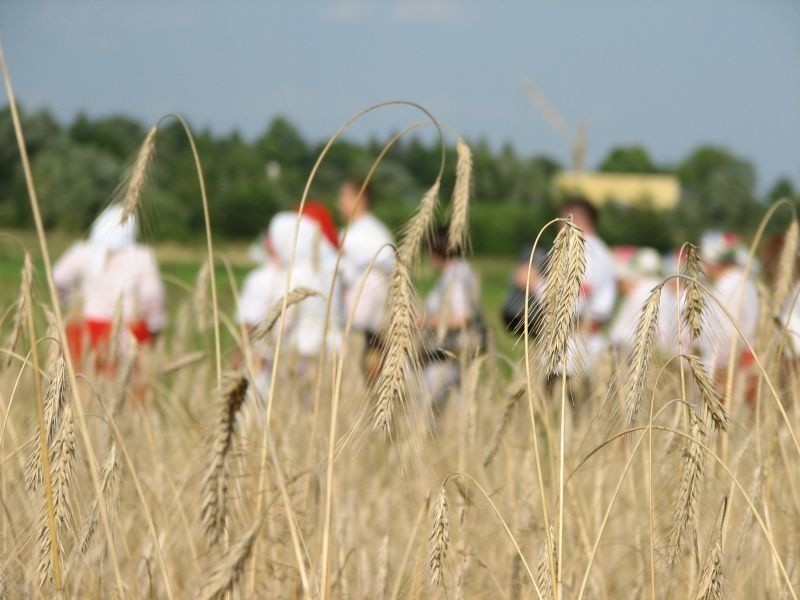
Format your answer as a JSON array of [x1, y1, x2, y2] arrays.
[[88, 204, 138, 274], [268, 211, 337, 267]]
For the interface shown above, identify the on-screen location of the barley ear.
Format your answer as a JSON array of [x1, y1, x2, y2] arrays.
[[201, 374, 249, 546], [120, 125, 157, 222], [429, 488, 449, 588], [448, 138, 472, 254]]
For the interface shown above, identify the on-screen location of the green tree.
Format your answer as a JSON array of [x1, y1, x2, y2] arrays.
[[598, 145, 658, 173]]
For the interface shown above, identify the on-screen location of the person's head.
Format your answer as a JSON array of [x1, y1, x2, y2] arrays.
[[559, 197, 598, 235], [699, 230, 745, 280], [337, 178, 373, 221], [614, 246, 663, 295], [428, 224, 462, 269], [89, 204, 138, 252]]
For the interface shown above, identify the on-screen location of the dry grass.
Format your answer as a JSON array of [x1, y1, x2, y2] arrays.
[[0, 85, 798, 599]]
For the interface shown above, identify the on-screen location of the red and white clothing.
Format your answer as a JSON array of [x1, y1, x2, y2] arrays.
[[338, 213, 395, 333], [237, 207, 342, 358], [700, 266, 759, 369], [53, 205, 166, 359]]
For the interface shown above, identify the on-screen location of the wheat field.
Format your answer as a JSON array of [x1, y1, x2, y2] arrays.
[[1, 52, 799, 600]]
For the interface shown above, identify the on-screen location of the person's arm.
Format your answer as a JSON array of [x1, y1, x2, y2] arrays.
[[53, 243, 87, 305]]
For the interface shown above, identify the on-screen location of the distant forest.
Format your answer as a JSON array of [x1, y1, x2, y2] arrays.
[[1, 106, 797, 254]]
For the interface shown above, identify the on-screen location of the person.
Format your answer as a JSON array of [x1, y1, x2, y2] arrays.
[[53, 204, 166, 368], [609, 246, 680, 355], [501, 242, 549, 338], [336, 178, 395, 381], [698, 230, 759, 390], [237, 202, 342, 391], [420, 226, 486, 427]]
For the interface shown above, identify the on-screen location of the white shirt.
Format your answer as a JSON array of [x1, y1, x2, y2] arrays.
[[425, 260, 479, 321], [581, 234, 617, 324], [781, 282, 800, 356], [53, 241, 167, 332], [339, 212, 395, 332], [609, 277, 682, 354], [700, 266, 759, 368]]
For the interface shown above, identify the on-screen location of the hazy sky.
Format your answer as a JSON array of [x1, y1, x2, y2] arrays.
[[1, 1, 798, 189]]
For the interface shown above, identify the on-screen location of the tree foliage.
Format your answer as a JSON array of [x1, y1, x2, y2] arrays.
[[0, 105, 793, 254]]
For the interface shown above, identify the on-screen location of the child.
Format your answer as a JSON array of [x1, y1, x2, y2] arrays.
[[53, 204, 166, 368], [420, 226, 485, 423]]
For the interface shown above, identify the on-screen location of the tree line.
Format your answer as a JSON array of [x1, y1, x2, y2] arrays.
[[1, 105, 797, 255]]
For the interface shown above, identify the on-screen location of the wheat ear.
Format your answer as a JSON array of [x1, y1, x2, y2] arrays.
[[26, 353, 68, 492], [253, 287, 321, 340], [773, 219, 798, 316], [398, 180, 439, 265], [201, 374, 249, 546], [683, 244, 706, 340], [623, 285, 663, 427], [201, 521, 261, 600], [120, 125, 157, 222], [429, 488, 449, 588], [484, 384, 524, 467], [669, 408, 706, 564], [686, 355, 730, 434], [5, 252, 33, 366], [448, 138, 472, 254], [78, 443, 120, 557], [539, 223, 586, 374]]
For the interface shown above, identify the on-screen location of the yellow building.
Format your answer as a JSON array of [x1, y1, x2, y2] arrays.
[[554, 171, 680, 210]]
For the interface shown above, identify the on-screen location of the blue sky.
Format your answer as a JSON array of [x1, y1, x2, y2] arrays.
[[1, 1, 798, 189]]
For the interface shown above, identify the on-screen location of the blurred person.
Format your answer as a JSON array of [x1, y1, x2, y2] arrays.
[[609, 246, 680, 354], [336, 178, 395, 382], [420, 226, 486, 427], [501, 242, 549, 338], [237, 202, 342, 393], [54, 204, 166, 369], [698, 230, 759, 388]]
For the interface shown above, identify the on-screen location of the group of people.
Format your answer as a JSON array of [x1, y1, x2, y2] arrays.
[[52, 189, 794, 414], [503, 198, 776, 397]]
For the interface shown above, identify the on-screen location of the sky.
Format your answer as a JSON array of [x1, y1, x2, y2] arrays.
[[1, 0, 799, 190]]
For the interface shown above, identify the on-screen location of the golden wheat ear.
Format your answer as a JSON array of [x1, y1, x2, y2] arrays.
[[694, 498, 727, 600], [5, 252, 33, 366], [448, 138, 472, 254], [398, 180, 440, 265], [201, 520, 261, 600], [429, 487, 449, 589], [201, 373, 249, 547], [773, 219, 798, 317], [682, 244, 706, 340], [623, 284, 663, 428], [120, 126, 158, 222], [538, 222, 586, 375]]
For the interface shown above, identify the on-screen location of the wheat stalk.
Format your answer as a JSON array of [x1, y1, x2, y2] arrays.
[[373, 261, 418, 436], [201, 521, 261, 600], [623, 285, 663, 427], [695, 499, 727, 600], [398, 180, 439, 265], [539, 223, 586, 374], [26, 353, 68, 492], [448, 138, 472, 254], [253, 287, 321, 341], [683, 244, 706, 340], [483, 384, 524, 467], [78, 443, 120, 557], [201, 373, 249, 547], [120, 125, 157, 222], [429, 488, 449, 588], [687, 355, 730, 434], [37, 404, 75, 587], [669, 408, 706, 565], [773, 219, 798, 316], [5, 252, 32, 366]]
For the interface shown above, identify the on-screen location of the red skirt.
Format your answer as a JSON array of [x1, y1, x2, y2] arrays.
[[67, 318, 153, 367]]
